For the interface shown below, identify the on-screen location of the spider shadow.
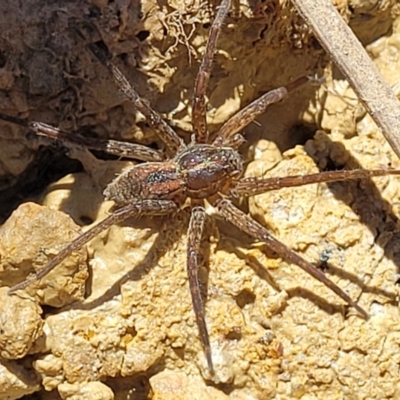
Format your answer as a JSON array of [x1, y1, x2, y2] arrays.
[[63, 209, 212, 319], [215, 136, 400, 316], [215, 217, 374, 317], [0, 358, 38, 390], [303, 134, 400, 302]]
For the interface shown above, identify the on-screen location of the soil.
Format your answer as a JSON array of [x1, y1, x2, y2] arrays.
[[0, 0, 400, 399]]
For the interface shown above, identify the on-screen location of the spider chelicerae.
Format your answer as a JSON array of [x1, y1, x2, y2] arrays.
[[1, 0, 399, 373]]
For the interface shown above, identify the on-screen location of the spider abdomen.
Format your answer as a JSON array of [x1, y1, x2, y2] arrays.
[[104, 162, 185, 206]]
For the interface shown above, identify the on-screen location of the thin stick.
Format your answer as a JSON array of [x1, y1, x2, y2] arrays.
[[292, 0, 400, 159]]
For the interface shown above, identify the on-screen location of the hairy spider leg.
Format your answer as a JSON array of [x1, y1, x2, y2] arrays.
[[215, 198, 369, 318], [186, 0, 232, 371], [187, 206, 214, 371], [231, 168, 400, 197], [192, 0, 231, 144], [213, 75, 320, 147], [86, 43, 185, 155], [8, 200, 178, 294], [0, 112, 162, 162]]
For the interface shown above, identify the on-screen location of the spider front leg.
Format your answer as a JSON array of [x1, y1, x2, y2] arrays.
[[86, 43, 185, 155], [215, 198, 369, 318], [213, 76, 322, 147], [8, 200, 178, 294], [187, 206, 214, 372], [192, 0, 231, 143], [230, 168, 400, 197], [0, 112, 162, 162]]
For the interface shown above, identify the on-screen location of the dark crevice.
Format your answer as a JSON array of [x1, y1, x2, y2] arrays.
[[0, 147, 83, 224], [136, 30, 150, 42]]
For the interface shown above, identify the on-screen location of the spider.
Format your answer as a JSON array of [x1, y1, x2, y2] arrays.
[[1, 0, 399, 374]]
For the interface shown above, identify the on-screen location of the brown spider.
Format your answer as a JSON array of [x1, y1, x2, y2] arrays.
[[1, 0, 400, 373]]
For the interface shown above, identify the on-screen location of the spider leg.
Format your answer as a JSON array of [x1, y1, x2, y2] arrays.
[[86, 43, 185, 155], [230, 168, 400, 197], [213, 75, 322, 147], [8, 200, 178, 294], [215, 198, 369, 318], [0, 112, 163, 162], [192, 0, 231, 144], [187, 206, 213, 372]]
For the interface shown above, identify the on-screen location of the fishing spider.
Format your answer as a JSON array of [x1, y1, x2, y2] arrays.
[[1, 0, 399, 373]]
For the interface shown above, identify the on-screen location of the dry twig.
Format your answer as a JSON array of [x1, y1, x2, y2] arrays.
[[292, 0, 400, 159]]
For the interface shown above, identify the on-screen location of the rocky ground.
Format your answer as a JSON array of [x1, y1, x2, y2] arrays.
[[0, 0, 400, 399]]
